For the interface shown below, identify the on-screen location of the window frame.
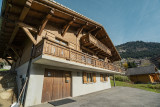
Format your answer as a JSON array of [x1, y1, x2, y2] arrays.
[[100, 74, 108, 82], [55, 38, 68, 46], [83, 72, 96, 84]]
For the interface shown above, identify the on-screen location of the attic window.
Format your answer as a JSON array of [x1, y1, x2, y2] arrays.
[[55, 38, 68, 46]]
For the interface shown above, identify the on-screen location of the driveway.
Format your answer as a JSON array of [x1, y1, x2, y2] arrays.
[[31, 86, 160, 107]]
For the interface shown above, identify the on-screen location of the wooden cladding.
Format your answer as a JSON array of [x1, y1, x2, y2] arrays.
[[80, 34, 112, 56], [42, 69, 71, 102], [83, 72, 96, 84], [34, 39, 122, 72]]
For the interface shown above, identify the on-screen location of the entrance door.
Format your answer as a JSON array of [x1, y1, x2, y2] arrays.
[[42, 69, 71, 103]]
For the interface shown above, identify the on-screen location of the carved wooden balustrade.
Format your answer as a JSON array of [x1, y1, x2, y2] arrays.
[[34, 39, 122, 73], [80, 34, 112, 56]]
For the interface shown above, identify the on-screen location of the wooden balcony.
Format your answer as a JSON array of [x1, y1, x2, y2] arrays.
[[34, 38, 122, 73], [80, 34, 112, 56]]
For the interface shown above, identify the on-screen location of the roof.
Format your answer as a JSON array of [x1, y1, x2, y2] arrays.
[[150, 55, 160, 62], [0, 0, 121, 61], [126, 65, 158, 76]]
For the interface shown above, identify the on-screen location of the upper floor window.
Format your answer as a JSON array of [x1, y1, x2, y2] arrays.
[[55, 38, 68, 46]]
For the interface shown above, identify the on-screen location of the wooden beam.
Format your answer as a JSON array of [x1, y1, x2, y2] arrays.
[[81, 46, 94, 54], [38, 8, 55, 36], [6, 44, 20, 58], [76, 22, 88, 37], [6, 51, 16, 61], [22, 27, 37, 45], [88, 26, 98, 33], [3, 0, 33, 58], [5, 57, 13, 60], [17, 22, 38, 32], [5, 58, 12, 66], [8, 26, 19, 44], [62, 17, 76, 37], [99, 35, 107, 40], [19, 0, 33, 21], [95, 28, 102, 37]]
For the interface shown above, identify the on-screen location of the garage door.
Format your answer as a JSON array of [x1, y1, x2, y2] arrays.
[[41, 69, 71, 102]]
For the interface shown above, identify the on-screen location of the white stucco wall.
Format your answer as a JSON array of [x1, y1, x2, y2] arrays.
[[16, 62, 29, 95], [72, 72, 111, 97], [16, 62, 111, 107], [16, 62, 45, 107]]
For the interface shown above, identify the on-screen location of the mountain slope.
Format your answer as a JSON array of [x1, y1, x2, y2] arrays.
[[116, 41, 160, 58]]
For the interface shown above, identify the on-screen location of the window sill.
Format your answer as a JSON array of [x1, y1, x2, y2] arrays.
[[101, 81, 108, 83], [84, 82, 95, 84]]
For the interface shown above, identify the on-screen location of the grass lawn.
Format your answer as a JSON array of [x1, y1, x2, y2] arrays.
[[111, 80, 160, 93], [0, 69, 8, 71]]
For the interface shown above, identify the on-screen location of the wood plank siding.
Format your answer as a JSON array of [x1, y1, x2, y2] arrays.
[[129, 74, 160, 83], [34, 38, 122, 72], [42, 69, 71, 102], [1, 0, 122, 73]]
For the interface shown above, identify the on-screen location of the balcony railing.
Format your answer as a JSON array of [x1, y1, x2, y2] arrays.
[[34, 38, 122, 73], [80, 34, 112, 56]]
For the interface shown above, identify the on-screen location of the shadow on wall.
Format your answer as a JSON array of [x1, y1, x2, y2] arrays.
[[0, 71, 18, 106]]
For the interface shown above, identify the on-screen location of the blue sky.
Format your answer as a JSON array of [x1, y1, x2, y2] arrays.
[[54, 0, 160, 45], [1, 0, 160, 45]]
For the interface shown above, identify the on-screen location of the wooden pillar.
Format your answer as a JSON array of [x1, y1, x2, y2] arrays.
[[113, 75, 116, 87]]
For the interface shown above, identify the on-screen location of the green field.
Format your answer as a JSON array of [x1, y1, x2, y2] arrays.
[[0, 69, 8, 71], [111, 80, 160, 93]]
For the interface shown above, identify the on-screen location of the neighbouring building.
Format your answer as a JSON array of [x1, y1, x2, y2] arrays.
[[150, 55, 160, 69], [0, 0, 123, 106], [126, 65, 160, 83]]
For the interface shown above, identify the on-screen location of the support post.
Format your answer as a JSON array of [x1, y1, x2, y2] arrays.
[[113, 75, 116, 87]]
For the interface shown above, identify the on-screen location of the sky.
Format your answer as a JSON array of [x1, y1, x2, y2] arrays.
[[0, 0, 160, 45], [54, 0, 160, 45]]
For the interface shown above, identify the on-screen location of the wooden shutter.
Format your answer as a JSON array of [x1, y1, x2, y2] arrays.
[[100, 74, 103, 82], [83, 72, 87, 83], [93, 73, 96, 83], [105, 75, 108, 81]]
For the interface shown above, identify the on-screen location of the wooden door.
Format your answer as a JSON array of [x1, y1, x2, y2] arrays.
[[42, 69, 71, 103], [41, 69, 53, 102]]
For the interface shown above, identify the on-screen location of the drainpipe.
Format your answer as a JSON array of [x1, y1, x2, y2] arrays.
[[21, 35, 37, 106], [113, 74, 116, 87]]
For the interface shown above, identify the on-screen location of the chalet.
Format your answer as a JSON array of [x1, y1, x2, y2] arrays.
[[150, 55, 160, 69], [0, 0, 123, 106], [126, 65, 160, 84]]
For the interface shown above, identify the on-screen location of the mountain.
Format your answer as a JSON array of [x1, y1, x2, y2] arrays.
[[116, 41, 160, 59]]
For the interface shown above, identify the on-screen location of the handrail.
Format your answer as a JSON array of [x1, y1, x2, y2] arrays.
[[34, 38, 122, 72]]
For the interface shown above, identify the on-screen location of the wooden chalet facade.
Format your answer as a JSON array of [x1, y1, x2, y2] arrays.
[[126, 65, 160, 84], [0, 0, 123, 106]]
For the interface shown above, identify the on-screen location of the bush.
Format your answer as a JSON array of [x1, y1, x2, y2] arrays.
[[114, 75, 130, 82]]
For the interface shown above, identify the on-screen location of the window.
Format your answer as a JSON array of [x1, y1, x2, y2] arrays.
[[87, 73, 93, 82], [83, 72, 96, 83], [55, 38, 68, 46], [100, 74, 108, 82]]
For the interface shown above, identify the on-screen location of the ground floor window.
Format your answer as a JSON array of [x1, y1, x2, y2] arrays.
[[83, 72, 96, 83], [100, 74, 108, 82]]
